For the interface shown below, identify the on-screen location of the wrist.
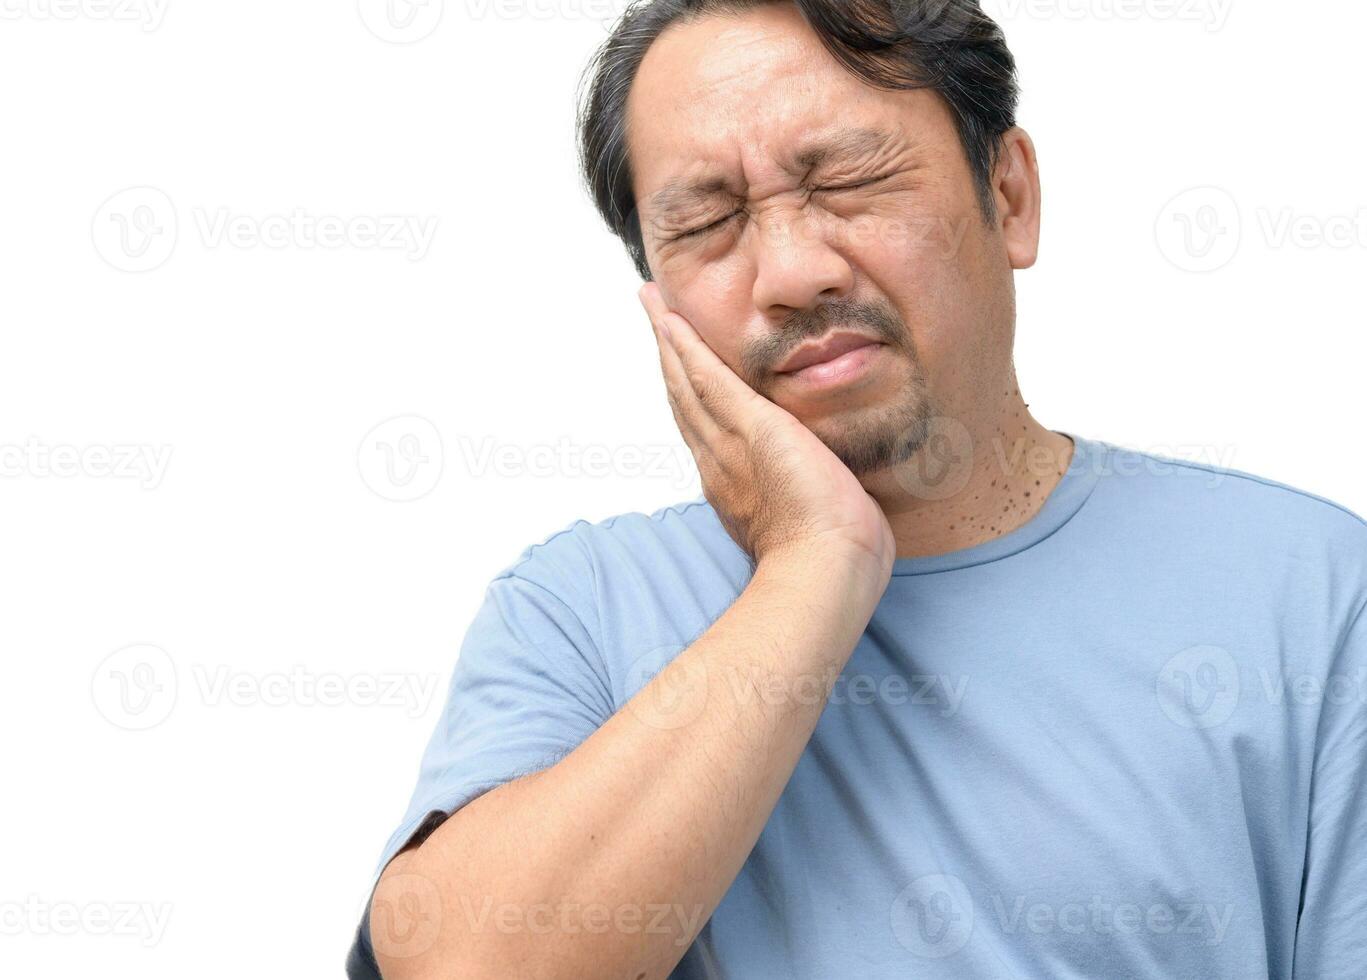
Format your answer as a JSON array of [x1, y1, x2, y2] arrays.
[[753, 538, 891, 609]]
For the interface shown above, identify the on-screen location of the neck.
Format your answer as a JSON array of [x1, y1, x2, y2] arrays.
[[860, 393, 1075, 560]]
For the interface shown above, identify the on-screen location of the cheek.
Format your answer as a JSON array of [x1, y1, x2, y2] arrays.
[[672, 266, 752, 366], [863, 190, 996, 303]]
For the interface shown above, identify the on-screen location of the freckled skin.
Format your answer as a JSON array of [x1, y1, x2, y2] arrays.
[[628, 3, 1072, 558]]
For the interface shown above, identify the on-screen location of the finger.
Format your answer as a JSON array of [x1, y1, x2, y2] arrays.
[[654, 325, 711, 454], [638, 283, 759, 433], [639, 284, 723, 443]]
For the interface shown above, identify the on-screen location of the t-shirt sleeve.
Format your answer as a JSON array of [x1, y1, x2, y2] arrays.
[[1292, 595, 1367, 974], [368, 562, 615, 885]]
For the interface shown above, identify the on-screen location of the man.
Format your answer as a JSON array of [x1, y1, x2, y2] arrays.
[[348, 2, 1367, 977]]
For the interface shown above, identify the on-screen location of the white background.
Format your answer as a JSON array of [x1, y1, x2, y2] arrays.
[[1, 0, 1363, 975]]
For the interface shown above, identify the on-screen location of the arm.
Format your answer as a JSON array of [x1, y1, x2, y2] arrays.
[[371, 285, 897, 979], [372, 544, 886, 979], [1291, 596, 1367, 976]]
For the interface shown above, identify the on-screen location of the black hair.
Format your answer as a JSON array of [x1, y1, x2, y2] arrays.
[[575, 0, 1020, 280]]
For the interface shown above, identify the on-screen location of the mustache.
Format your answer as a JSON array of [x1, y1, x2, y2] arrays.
[[740, 299, 909, 384]]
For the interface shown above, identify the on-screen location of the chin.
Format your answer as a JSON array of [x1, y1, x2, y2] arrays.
[[795, 394, 936, 477]]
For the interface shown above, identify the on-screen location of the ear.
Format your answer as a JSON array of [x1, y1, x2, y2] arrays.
[[992, 127, 1042, 270]]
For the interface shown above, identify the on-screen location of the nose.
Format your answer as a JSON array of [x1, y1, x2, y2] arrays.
[[749, 206, 854, 315]]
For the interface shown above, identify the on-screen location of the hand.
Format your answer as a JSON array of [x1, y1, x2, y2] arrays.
[[638, 283, 896, 581]]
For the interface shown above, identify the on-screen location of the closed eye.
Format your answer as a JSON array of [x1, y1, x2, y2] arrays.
[[676, 211, 741, 240], [673, 173, 893, 239], [813, 173, 895, 193]]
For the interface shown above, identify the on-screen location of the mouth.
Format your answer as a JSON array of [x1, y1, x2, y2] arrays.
[[774, 331, 886, 391]]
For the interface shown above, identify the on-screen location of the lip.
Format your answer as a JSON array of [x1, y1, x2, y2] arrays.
[[775, 331, 884, 374]]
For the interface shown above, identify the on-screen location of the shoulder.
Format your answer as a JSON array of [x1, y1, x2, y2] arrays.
[[488, 495, 741, 605], [1092, 437, 1367, 577], [1102, 438, 1363, 520]]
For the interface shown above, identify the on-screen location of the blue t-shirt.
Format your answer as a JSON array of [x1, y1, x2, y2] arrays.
[[353, 433, 1367, 978]]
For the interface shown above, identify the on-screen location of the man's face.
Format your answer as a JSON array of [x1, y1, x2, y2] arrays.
[[627, 3, 1027, 476]]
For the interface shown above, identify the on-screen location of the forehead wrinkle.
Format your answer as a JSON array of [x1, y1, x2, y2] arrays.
[[787, 126, 900, 176], [648, 172, 739, 218]]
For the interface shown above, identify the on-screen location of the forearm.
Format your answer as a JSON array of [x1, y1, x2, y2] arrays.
[[373, 548, 887, 980]]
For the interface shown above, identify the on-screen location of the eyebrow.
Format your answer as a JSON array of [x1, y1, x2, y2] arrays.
[[790, 126, 895, 175], [645, 126, 897, 220]]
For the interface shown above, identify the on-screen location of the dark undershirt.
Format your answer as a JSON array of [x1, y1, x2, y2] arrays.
[[346, 810, 451, 979]]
